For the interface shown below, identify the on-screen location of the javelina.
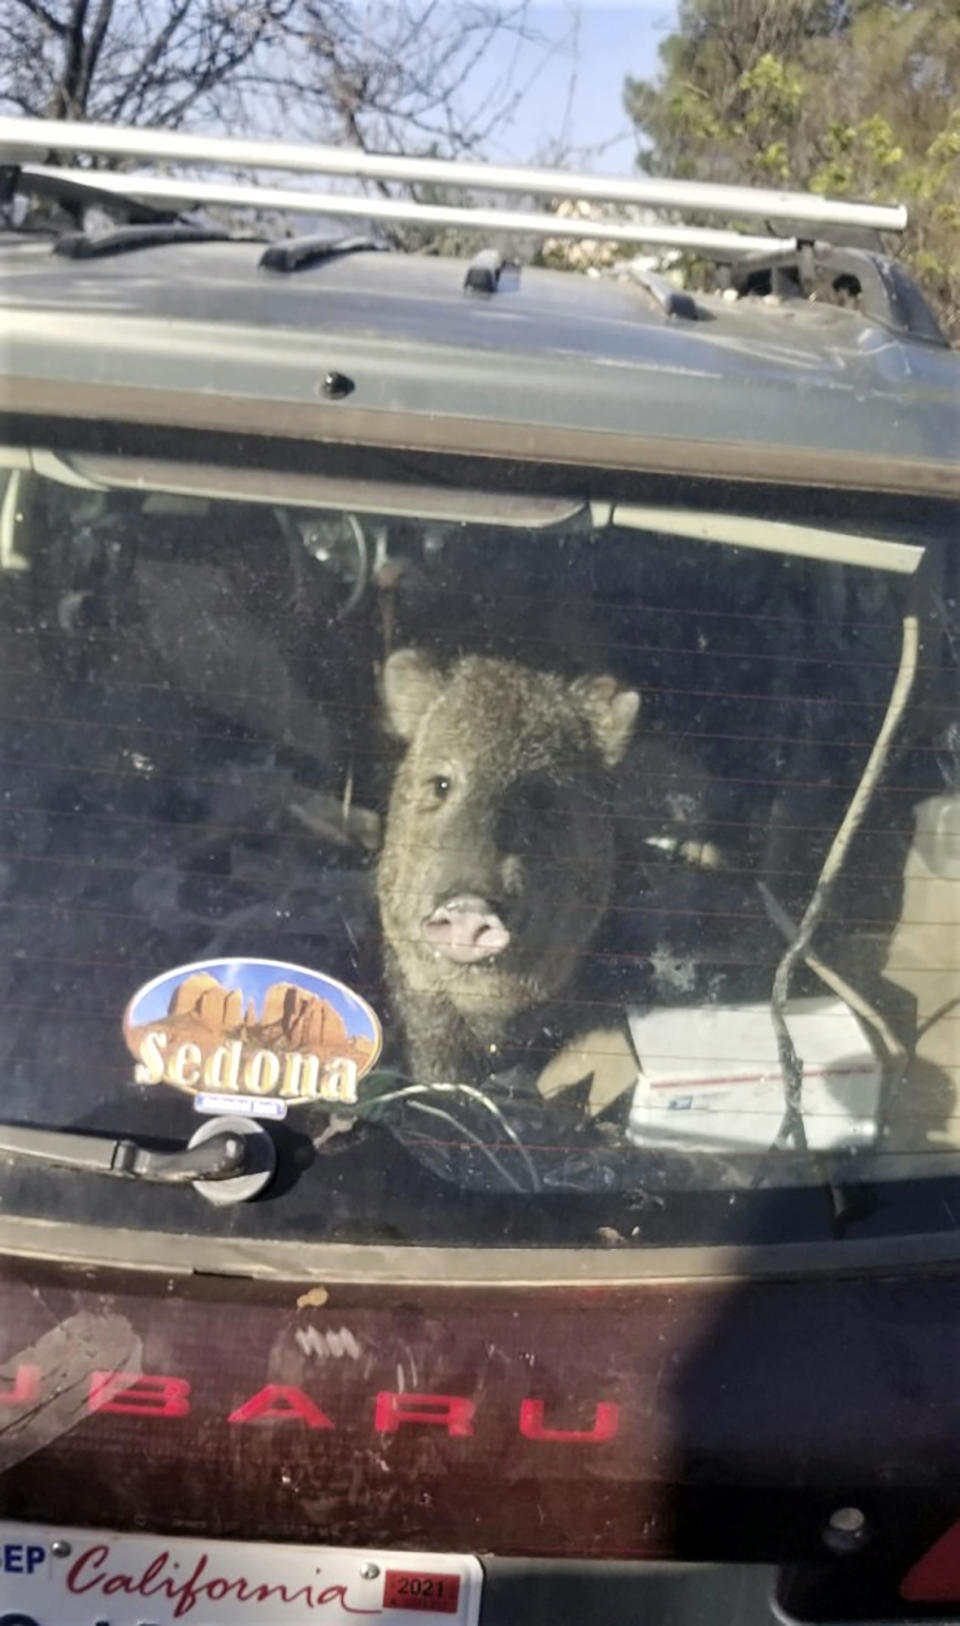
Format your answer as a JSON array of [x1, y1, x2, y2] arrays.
[[377, 649, 640, 1087]]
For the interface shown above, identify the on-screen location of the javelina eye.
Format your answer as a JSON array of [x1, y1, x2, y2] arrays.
[[429, 775, 452, 801]]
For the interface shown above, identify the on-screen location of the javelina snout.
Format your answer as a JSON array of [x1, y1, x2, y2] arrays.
[[416, 775, 573, 965], [378, 650, 639, 1077]]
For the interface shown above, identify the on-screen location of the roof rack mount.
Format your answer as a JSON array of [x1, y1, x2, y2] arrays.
[[0, 116, 907, 241]]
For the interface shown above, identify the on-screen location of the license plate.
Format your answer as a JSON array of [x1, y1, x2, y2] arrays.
[[0, 1521, 483, 1626]]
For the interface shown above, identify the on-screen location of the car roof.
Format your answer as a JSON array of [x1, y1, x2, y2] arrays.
[[3, 234, 960, 493]]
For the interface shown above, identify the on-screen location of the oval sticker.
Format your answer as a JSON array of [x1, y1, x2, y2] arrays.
[[123, 958, 382, 1115]]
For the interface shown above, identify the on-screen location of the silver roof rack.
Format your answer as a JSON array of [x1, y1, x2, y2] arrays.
[[1, 116, 908, 255], [12, 164, 803, 257]]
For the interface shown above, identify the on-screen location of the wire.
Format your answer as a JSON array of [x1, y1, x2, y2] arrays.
[[757, 881, 906, 1066], [404, 1100, 526, 1193], [769, 609, 920, 1152], [360, 1078, 542, 1192]]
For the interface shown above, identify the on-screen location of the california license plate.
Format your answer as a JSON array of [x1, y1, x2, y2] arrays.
[[0, 1522, 483, 1625]]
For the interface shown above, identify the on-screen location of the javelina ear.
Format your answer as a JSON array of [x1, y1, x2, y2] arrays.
[[381, 649, 445, 741], [571, 675, 641, 766]]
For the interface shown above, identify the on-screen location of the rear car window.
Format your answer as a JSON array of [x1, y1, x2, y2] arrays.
[[0, 447, 957, 1250]]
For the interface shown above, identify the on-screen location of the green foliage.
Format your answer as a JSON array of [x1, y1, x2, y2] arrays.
[[623, 0, 960, 338], [738, 53, 805, 129]]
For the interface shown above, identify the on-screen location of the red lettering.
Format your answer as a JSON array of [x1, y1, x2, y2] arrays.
[[167, 1554, 207, 1619], [137, 1552, 171, 1598], [319, 1583, 378, 1613], [66, 1542, 382, 1617], [88, 1371, 191, 1417], [228, 1385, 335, 1429], [0, 1362, 41, 1406], [518, 1398, 620, 1443], [374, 1391, 475, 1437], [66, 1544, 108, 1594]]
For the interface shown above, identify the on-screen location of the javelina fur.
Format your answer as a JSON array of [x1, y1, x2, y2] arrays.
[[377, 649, 640, 1086]]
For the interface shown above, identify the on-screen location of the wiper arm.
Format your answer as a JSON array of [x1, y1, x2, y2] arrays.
[[0, 1121, 242, 1179], [0, 1116, 275, 1204]]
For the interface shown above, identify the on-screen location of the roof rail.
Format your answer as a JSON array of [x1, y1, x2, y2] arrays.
[[0, 155, 172, 224], [259, 232, 382, 273], [53, 221, 234, 259], [11, 162, 807, 259], [0, 115, 907, 240]]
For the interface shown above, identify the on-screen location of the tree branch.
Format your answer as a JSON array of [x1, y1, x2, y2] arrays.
[[50, 0, 93, 116], [6, 0, 65, 37], [77, 0, 114, 107]]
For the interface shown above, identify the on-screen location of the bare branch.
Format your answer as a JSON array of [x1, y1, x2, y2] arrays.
[[77, 0, 114, 108], [6, 0, 64, 37], [51, 0, 94, 117]]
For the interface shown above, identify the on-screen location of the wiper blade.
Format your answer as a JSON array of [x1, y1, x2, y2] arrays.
[[0, 1116, 275, 1204]]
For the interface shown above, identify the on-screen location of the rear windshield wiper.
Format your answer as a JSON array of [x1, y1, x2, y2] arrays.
[[0, 1117, 275, 1205]]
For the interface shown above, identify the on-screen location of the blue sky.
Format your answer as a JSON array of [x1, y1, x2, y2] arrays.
[[462, 3, 672, 172], [200, 4, 673, 182]]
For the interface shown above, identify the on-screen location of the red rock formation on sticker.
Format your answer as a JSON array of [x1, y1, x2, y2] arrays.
[[260, 981, 349, 1055], [168, 972, 243, 1031], [128, 971, 376, 1082]]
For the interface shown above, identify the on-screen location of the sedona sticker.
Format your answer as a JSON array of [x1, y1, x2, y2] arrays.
[[123, 959, 381, 1114]]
